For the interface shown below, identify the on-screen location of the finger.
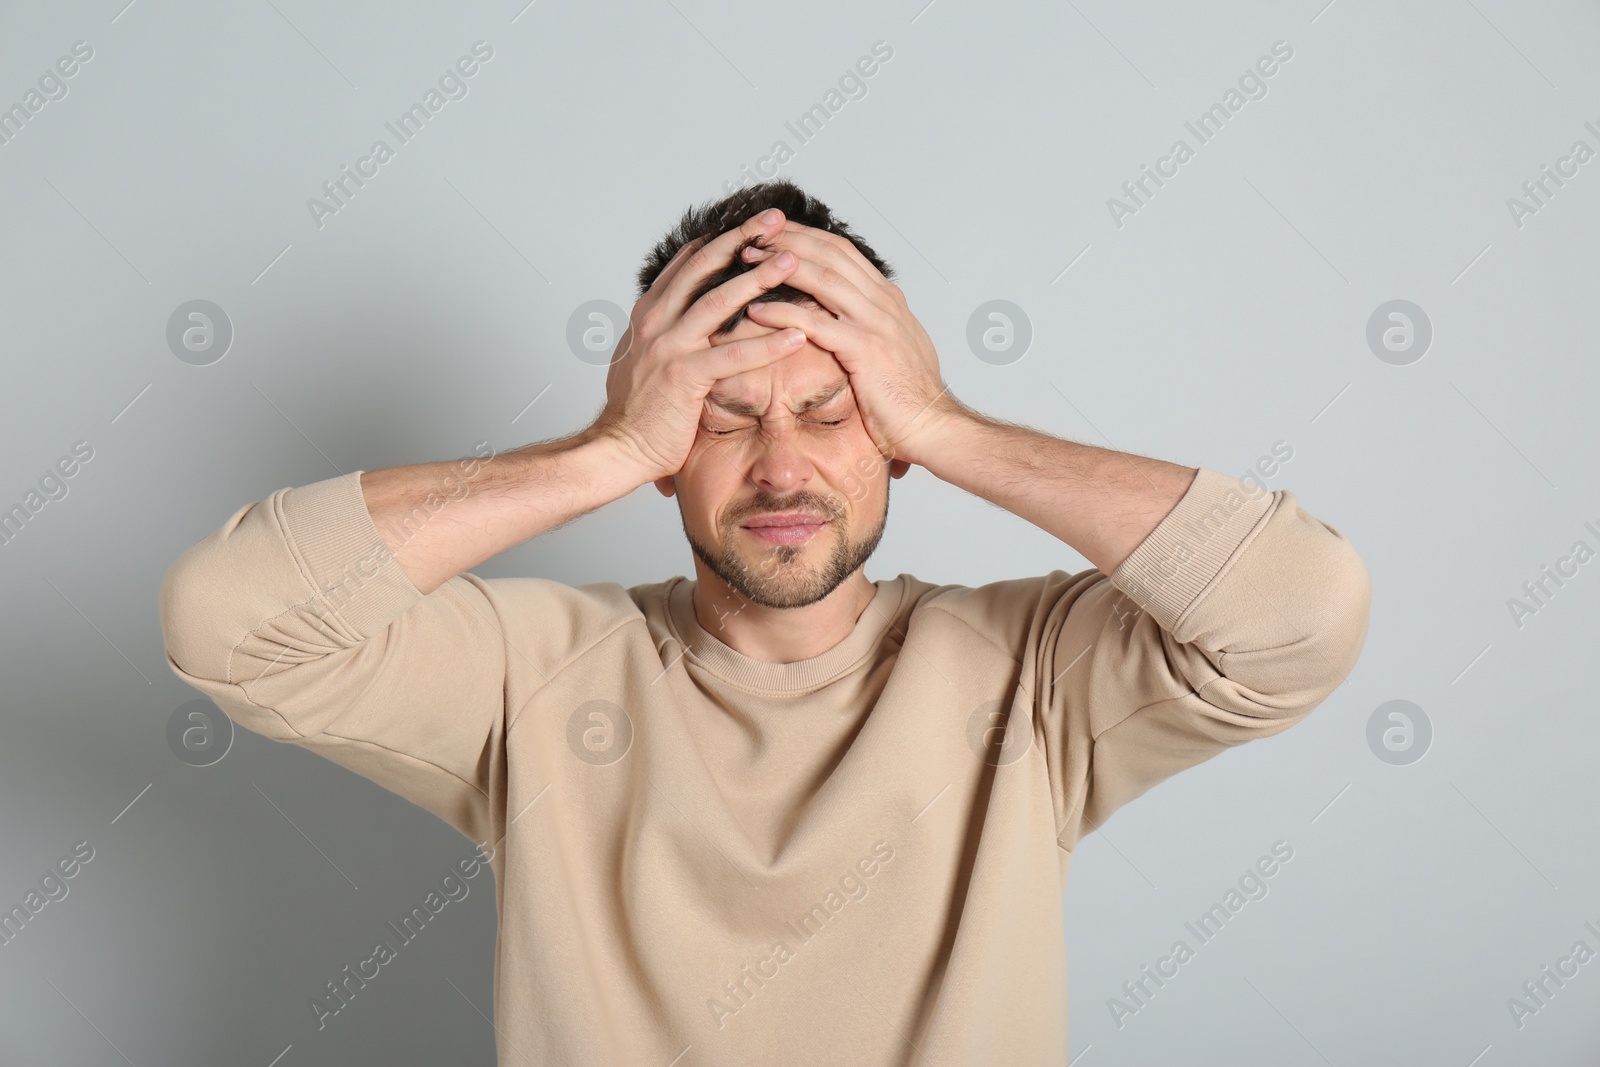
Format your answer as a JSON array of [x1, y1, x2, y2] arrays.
[[673, 247, 803, 343], [788, 221, 897, 293], [652, 233, 711, 292], [690, 324, 808, 385], [754, 250, 885, 324], [741, 299, 855, 355], [738, 228, 893, 317], [745, 221, 894, 300], [658, 208, 787, 323]]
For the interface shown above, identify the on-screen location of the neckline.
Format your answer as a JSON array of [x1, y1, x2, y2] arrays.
[[665, 573, 907, 693]]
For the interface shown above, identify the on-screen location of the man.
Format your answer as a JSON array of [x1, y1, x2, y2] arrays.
[[158, 179, 1371, 1065]]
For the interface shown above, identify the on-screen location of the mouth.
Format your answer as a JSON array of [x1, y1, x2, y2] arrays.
[[739, 512, 830, 546]]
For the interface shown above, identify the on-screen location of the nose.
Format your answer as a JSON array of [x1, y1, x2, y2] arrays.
[[747, 421, 814, 495]]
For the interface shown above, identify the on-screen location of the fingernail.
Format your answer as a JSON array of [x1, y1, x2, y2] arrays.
[[759, 208, 781, 224], [776, 251, 795, 267]]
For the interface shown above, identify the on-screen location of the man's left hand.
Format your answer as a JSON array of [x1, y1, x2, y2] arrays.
[[739, 221, 962, 469]]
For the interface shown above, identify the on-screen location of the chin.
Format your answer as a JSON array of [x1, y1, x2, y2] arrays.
[[734, 577, 838, 610]]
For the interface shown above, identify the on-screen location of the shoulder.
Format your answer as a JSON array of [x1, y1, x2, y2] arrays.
[[464, 573, 646, 616], [897, 568, 1101, 653], [454, 574, 657, 672]]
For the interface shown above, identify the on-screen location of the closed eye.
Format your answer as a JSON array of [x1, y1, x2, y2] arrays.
[[706, 417, 847, 435]]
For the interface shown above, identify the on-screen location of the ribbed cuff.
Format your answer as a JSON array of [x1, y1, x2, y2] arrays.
[[276, 470, 425, 639], [1109, 467, 1277, 634]]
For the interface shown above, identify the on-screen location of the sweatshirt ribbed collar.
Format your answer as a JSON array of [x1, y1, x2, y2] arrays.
[[665, 574, 907, 693]]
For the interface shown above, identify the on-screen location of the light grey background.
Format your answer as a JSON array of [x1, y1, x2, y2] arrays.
[[2, 0, 1596, 1063]]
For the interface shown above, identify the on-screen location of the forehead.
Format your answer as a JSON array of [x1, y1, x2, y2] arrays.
[[706, 317, 851, 412]]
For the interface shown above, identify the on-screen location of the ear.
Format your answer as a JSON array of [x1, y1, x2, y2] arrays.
[[889, 458, 910, 479], [654, 475, 677, 498]]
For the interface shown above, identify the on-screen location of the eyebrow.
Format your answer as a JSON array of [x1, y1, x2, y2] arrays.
[[707, 377, 851, 418]]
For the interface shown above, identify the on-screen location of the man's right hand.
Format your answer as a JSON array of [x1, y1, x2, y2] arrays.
[[593, 207, 808, 485]]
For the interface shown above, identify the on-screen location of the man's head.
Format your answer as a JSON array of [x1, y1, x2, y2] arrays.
[[637, 180, 904, 611]]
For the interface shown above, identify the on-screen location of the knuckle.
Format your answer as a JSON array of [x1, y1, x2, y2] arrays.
[[700, 286, 729, 313], [636, 304, 664, 337]]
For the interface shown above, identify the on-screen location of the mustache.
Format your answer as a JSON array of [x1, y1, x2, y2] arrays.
[[728, 491, 845, 525]]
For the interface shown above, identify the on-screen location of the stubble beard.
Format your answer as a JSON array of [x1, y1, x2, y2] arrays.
[[683, 485, 889, 609]]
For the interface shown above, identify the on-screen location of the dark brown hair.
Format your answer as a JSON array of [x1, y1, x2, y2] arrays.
[[634, 179, 895, 338]]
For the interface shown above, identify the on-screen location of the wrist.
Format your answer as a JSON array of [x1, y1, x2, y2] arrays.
[[581, 421, 664, 492], [895, 395, 978, 471]]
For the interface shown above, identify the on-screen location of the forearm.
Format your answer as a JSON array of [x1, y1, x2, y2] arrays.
[[360, 426, 647, 595], [918, 407, 1198, 576]]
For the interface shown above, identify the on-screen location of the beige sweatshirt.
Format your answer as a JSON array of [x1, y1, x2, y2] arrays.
[[157, 465, 1371, 1065]]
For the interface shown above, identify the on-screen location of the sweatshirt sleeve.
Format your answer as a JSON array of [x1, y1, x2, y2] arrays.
[[157, 470, 511, 847], [1037, 468, 1372, 850]]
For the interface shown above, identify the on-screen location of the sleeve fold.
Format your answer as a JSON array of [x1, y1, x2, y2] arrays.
[[1042, 467, 1372, 849], [157, 470, 509, 844]]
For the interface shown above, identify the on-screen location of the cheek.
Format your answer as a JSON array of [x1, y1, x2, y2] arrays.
[[678, 446, 751, 520], [830, 447, 891, 505]]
